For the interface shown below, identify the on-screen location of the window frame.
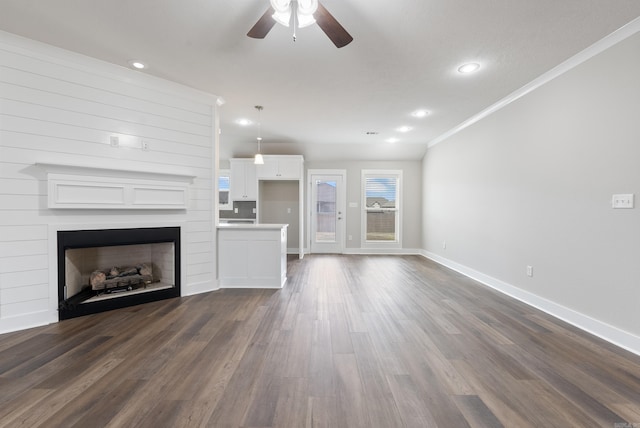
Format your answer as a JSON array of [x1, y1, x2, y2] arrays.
[[361, 169, 402, 249]]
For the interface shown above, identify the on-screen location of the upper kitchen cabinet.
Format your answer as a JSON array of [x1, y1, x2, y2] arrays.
[[256, 155, 303, 180], [230, 158, 257, 201]]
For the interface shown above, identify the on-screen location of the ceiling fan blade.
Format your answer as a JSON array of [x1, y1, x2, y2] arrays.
[[314, 2, 353, 48], [247, 7, 276, 39]]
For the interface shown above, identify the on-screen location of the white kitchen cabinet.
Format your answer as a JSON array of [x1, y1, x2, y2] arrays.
[[229, 159, 257, 201], [256, 155, 303, 179], [217, 224, 288, 288]]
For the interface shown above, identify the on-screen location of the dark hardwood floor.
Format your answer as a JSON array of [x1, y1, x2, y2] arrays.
[[1, 255, 639, 427]]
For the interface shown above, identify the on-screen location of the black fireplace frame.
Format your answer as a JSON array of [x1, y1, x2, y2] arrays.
[[57, 226, 181, 320]]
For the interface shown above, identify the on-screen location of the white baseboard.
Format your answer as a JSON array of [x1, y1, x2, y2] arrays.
[[0, 310, 57, 335], [342, 248, 422, 255], [420, 250, 640, 356], [183, 280, 218, 296]]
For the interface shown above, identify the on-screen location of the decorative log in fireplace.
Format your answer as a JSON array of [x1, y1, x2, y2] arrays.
[[90, 263, 153, 292], [57, 227, 181, 320]]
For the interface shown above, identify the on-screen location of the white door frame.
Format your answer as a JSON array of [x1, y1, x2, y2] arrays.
[[307, 169, 347, 254]]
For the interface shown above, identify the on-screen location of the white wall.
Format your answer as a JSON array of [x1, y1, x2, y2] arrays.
[[259, 180, 300, 251], [307, 160, 422, 252], [0, 31, 220, 333], [422, 31, 640, 353]]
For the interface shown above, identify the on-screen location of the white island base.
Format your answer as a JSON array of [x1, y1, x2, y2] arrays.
[[217, 223, 288, 288]]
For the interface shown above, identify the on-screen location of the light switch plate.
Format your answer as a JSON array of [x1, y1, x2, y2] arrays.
[[612, 194, 634, 209]]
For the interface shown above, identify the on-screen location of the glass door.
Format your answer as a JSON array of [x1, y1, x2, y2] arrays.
[[310, 174, 345, 253]]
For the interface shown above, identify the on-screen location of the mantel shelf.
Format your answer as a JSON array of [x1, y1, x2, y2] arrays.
[[35, 162, 196, 183]]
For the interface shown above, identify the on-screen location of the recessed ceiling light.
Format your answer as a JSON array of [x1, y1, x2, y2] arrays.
[[458, 62, 480, 74], [386, 138, 399, 144], [396, 126, 413, 133], [128, 60, 147, 70], [411, 109, 430, 118], [236, 119, 252, 126]]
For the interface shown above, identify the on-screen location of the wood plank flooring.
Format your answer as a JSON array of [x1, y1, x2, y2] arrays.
[[1, 254, 639, 427]]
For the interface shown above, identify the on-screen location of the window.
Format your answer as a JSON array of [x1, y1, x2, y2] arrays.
[[362, 170, 402, 248], [218, 170, 231, 210]]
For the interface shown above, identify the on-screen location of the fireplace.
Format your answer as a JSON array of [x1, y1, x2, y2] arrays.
[[57, 227, 181, 320]]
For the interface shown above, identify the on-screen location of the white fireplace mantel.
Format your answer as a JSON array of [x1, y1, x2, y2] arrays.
[[36, 163, 196, 210]]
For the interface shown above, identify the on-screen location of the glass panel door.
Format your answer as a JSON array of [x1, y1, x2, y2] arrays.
[[311, 174, 344, 253]]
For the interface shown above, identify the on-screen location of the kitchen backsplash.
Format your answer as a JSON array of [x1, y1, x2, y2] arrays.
[[219, 201, 256, 219]]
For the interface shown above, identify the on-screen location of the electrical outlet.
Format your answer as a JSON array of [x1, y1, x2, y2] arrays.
[[234, 208, 238, 214], [348, 235, 353, 241], [612, 194, 634, 209], [110, 136, 119, 147], [527, 266, 533, 277], [141, 140, 150, 151], [443, 241, 447, 249]]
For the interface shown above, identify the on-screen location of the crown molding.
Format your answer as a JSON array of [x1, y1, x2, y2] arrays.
[[428, 16, 640, 148]]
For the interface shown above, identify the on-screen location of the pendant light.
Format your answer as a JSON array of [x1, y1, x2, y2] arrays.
[[254, 105, 264, 165]]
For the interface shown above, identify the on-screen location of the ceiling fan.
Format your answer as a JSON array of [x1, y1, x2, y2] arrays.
[[247, 0, 353, 48]]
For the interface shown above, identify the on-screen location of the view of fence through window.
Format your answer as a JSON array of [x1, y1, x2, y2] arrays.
[[315, 179, 337, 242], [365, 175, 398, 241]]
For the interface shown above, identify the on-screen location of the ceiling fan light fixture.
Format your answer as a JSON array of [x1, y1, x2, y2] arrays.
[[297, 14, 316, 28], [272, 10, 291, 27], [249, 0, 352, 48], [270, 0, 318, 28]]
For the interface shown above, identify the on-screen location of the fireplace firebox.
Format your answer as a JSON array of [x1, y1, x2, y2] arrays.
[[57, 227, 181, 320]]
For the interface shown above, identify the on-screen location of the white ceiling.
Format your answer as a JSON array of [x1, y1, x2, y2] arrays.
[[1, 0, 640, 161]]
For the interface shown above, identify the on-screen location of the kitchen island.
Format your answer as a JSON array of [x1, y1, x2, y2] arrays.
[[217, 223, 288, 288]]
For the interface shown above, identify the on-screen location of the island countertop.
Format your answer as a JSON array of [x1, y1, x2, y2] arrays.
[[217, 223, 288, 230]]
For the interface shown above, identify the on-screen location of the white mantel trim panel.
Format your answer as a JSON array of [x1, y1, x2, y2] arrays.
[[37, 163, 195, 210], [0, 31, 220, 333]]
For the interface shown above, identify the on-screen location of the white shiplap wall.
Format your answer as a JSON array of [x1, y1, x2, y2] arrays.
[[0, 31, 221, 333]]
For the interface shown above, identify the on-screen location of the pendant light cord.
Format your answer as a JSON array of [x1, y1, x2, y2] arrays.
[[254, 105, 264, 164], [256, 105, 263, 151]]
